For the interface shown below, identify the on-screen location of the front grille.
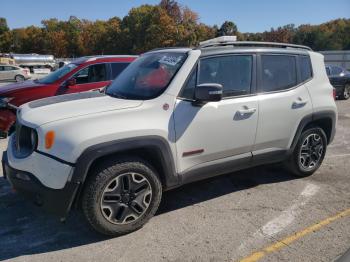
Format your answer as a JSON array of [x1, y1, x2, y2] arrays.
[[14, 122, 37, 158]]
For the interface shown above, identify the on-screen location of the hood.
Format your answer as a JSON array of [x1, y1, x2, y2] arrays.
[[0, 80, 44, 94], [19, 91, 143, 127]]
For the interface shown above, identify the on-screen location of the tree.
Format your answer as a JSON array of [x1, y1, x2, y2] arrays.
[[217, 21, 237, 36], [1, 1, 350, 56], [159, 0, 181, 24], [121, 5, 178, 53], [0, 18, 9, 35], [0, 17, 10, 52]]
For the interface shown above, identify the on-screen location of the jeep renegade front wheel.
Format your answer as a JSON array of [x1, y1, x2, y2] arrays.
[[82, 157, 162, 236], [286, 127, 327, 177]]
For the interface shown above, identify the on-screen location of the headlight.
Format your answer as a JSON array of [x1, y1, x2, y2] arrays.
[[14, 123, 38, 158]]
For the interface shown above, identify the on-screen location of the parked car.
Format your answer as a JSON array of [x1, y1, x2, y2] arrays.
[[0, 65, 31, 82], [325, 64, 350, 100], [2, 37, 337, 236], [0, 55, 137, 137]]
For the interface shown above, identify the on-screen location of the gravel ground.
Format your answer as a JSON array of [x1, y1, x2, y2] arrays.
[[0, 101, 349, 262]]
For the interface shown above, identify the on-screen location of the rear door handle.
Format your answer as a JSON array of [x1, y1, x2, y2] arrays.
[[292, 98, 308, 108], [237, 107, 257, 115]]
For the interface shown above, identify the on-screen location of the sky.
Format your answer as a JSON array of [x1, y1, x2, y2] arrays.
[[1, 0, 349, 33]]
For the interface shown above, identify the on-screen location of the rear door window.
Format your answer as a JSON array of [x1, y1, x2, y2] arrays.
[[110, 63, 129, 80], [260, 55, 297, 92]]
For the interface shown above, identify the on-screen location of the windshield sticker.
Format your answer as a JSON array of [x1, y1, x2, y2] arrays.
[[159, 55, 183, 66]]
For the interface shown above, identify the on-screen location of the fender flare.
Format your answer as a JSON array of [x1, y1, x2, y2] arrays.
[[290, 110, 336, 152], [71, 136, 178, 189]]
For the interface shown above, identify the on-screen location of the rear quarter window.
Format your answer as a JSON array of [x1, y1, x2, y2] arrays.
[[299, 56, 312, 82]]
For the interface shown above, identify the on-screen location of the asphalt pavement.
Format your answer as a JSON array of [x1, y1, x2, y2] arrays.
[[0, 100, 349, 262]]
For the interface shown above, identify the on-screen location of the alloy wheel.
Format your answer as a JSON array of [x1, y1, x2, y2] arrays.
[[100, 172, 152, 224], [299, 133, 324, 171]]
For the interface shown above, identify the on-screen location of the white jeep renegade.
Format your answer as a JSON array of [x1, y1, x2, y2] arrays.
[[3, 38, 337, 236]]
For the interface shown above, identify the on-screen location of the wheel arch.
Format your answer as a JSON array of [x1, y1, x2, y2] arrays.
[[290, 110, 336, 152], [14, 74, 25, 80], [71, 136, 178, 207]]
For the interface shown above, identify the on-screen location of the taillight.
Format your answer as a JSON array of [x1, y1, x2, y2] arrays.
[[22, 68, 30, 75], [333, 88, 336, 100]]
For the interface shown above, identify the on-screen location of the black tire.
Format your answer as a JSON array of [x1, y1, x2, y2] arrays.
[[82, 156, 162, 236], [285, 127, 327, 177], [340, 84, 350, 100], [15, 75, 25, 82]]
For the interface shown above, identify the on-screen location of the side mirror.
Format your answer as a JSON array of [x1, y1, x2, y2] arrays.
[[194, 83, 223, 103], [66, 78, 76, 87]]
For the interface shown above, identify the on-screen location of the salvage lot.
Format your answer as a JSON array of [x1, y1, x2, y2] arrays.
[[0, 101, 349, 262]]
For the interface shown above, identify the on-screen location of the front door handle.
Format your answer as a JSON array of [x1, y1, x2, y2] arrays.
[[237, 107, 257, 115], [292, 98, 308, 108]]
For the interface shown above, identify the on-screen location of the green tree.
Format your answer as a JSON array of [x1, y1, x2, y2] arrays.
[[121, 5, 178, 53], [217, 21, 237, 36], [1, 2, 350, 55], [0, 17, 9, 35]]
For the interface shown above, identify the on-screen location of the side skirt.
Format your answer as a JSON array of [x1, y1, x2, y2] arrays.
[[179, 150, 289, 186]]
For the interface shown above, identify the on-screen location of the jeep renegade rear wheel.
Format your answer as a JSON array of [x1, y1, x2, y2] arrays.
[[286, 127, 327, 177], [82, 157, 162, 236]]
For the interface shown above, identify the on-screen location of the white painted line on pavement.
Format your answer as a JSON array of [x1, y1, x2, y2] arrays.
[[326, 153, 350, 158], [238, 183, 320, 251], [261, 183, 319, 236]]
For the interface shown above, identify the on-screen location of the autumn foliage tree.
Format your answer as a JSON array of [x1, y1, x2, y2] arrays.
[[0, 1, 349, 57]]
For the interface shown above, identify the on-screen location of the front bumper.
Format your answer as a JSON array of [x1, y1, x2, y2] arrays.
[[2, 151, 80, 218]]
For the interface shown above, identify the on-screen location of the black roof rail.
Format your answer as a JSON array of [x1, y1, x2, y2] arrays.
[[197, 41, 312, 51]]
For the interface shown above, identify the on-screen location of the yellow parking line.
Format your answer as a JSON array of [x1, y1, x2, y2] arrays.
[[238, 208, 350, 262]]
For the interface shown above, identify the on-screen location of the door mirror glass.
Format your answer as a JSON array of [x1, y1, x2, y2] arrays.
[[194, 83, 223, 103]]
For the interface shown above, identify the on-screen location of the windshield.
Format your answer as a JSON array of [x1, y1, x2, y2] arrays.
[[37, 63, 78, 84], [106, 52, 187, 100]]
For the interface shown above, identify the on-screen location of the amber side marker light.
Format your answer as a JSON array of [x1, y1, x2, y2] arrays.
[[45, 131, 55, 149]]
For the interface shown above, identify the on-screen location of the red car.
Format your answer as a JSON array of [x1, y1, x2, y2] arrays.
[[0, 55, 137, 137]]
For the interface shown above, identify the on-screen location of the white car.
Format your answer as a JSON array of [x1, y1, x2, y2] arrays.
[[0, 65, 30, 82], [3, 37, 337, 236]]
